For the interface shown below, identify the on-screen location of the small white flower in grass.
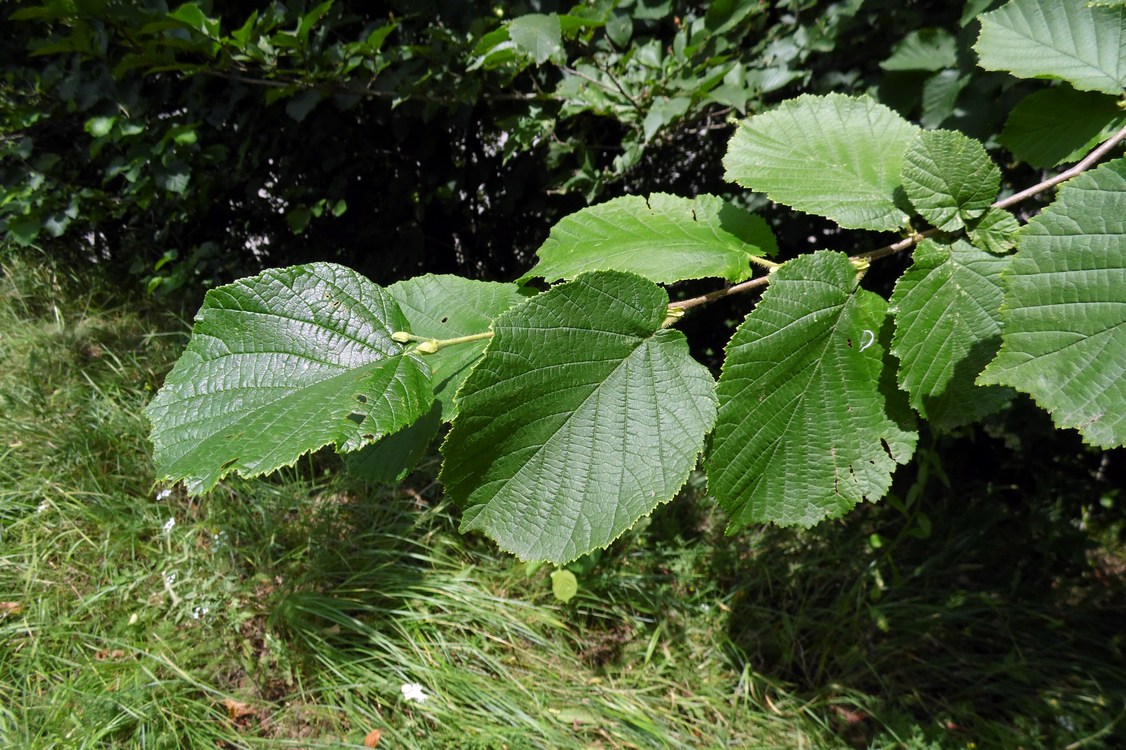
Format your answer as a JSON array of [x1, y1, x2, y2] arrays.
[[401, 683, 429, 703], [156, 488, 172, 501], [36, 500, 50, 514], [162, 517, 176, 534]]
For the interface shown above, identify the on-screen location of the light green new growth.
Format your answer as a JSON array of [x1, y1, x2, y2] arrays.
[[723, 93, 919, 231]]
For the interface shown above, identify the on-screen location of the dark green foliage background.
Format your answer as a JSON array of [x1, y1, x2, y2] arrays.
[[3, 0, 1027, 300]]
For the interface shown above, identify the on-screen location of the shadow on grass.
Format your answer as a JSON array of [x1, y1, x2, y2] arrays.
[[713, 412, 1126, 749]]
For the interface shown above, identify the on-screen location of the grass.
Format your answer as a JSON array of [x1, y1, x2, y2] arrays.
[[1, 253, 1123, 749]]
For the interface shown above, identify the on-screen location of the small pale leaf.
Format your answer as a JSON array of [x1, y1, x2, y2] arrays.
[[521, 193, 776, 285], [441, 272, 717, 564], [709, 251, 917, 530], [890, 239, 1013, 429], [550, 570, 578, 602], [902, 129, 1000, 231], [723, 94, 919, 231], [974, 0, 1126, 95], [979, 158, 1126, 448], [146, 263, 433, 493]]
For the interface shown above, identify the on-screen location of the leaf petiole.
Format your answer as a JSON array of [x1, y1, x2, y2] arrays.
[[392, 330, 494, 354]]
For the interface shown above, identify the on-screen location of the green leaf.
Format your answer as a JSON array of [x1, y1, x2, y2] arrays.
[[297, 0, 333, 44], [920, 69, 970, 129], [901, 129, 1000, 231], [979, 158, 1126, 448], [156, 163, 191, 194], [146, 263, 434, 493], [881, 28, 958, 72], [705, 0, 762, 35], [890, 239, 1013, 429], [441, 272, 717, 563], [723, 94, 919, 231], [520, 194, 776, 286], [343, 276, 526, 484], [709, 251, 917, 529], [642, 96, 691, 141], [84, 116, 116, 138], [508, 13, 562, 64], [974, 0, 1126, 95], [1001, 87, 1126, 168], [968, 208, 1021, 254], [550, 569, 578, 602], [387, 275, 529, 417], [169, 2, 219, 38], [344, 404, 442, 484]]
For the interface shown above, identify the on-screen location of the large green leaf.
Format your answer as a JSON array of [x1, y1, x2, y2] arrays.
[[979, 158, 1126, 448], [709, 251, 917, 529], [974, 0, 1126, 95], [902, 129, 1000, 232], [146, 263, 434, 493], [1000, 87, 1126, 169], [520, 193, 776, 286], [890, 239, 1013, 429], [441, 272, 717, 563], [723, 94, 919, 231], [339, 276, 528, 484]]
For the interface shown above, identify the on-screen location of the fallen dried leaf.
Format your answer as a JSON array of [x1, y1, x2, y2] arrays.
[[94, 649, 127, 661], [222, 698, 258, 721], [0, 602, 21, 616], [364, 728, 382, 747]]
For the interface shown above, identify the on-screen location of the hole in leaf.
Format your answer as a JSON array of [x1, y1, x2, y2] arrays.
[[355, 394, 368, 404], [221, 458, 238, 470], [362, 433, 375, 441], [440, 316, 448, 324], [347, 412, 366, 425], [846, 338, 853, 348]]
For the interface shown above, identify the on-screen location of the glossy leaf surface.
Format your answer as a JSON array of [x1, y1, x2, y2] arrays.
[[147, 263, 433, 493]]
